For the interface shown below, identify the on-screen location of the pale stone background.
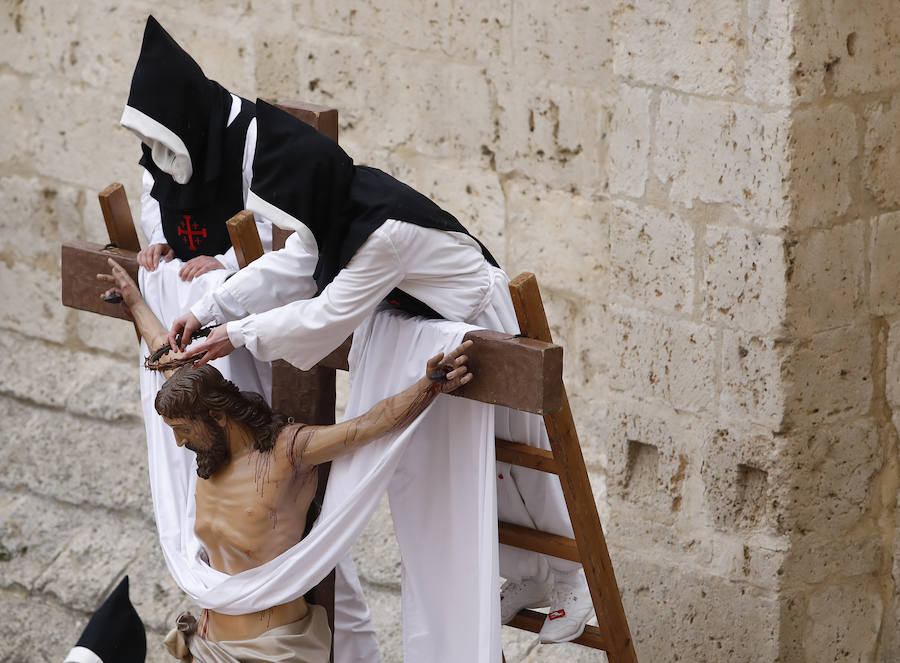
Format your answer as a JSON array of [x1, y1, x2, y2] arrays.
[[2, 1, 900, 661]]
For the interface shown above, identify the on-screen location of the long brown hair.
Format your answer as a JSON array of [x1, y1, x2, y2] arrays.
[[155, 365, 285, 452]]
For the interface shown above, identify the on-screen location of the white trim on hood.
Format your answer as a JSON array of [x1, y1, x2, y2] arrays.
[[246, 189, 318, 256], [120, 105, 193, 183]]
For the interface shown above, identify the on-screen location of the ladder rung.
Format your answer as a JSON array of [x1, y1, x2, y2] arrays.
[[498, 521, 580, 562], [505, 609, 608, 650], [496, 438, 560, 474]]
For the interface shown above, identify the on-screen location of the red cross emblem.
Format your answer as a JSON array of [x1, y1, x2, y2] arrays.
[[177, 215, 207, 251]]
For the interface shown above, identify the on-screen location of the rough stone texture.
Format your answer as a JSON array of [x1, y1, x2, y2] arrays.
[[4, 1, 900, 661], [870, 211, 900, 316], [612, 0, 743, 97], [654, 93, 791, 229], [609, 306, 718, 413], [864, 95, 900, 210], [607, 85, 651, 198], [785, 220, 867, 335], [720, 331, 787, 429], [609, 200, 694, 314], [703, 225, 787, 334], [789, 103, 857, 230]]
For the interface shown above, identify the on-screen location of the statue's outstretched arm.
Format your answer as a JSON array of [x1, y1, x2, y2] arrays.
[[286, 340, 474, 467]]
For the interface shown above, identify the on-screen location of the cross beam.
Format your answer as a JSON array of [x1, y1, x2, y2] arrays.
[[59, 240, 564, 416]]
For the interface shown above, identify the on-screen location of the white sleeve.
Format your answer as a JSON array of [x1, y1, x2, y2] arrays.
[[225, 228, 405, 370], [190, 231, 319, 325], [140, 169, 167, 246]]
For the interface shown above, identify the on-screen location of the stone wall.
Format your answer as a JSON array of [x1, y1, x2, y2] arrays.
[[1, 1, 899, 661]]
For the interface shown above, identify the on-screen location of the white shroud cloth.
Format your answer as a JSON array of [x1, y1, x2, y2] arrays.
[[139, 262, 500, 663]]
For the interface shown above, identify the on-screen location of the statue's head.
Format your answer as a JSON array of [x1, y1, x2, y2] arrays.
[[155, 365, 283, 478]]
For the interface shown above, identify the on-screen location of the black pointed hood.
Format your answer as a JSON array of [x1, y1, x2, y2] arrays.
[[63, 576, 146, 663], [121, 15, 231, 204], [247, 99, 497, 291]]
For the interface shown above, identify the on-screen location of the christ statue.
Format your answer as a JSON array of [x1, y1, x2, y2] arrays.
[[98, 258, 473, 662]]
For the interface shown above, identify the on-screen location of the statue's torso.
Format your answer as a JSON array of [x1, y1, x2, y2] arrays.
[[193, 444, 319, 641]]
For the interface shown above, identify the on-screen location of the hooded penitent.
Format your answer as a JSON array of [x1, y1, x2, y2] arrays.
[[120, 15, 254, 261], [62, 576, 146, 663], [246, 99, 498, 316]]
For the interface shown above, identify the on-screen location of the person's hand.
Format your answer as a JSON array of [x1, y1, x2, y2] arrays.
[[179, 255, 225, 281], [97, 258, 141, 310], [425, 340, 474, 394], [168, 312, 201, 352], [137, 243, 174, 271], [181, 325, 235, 367]]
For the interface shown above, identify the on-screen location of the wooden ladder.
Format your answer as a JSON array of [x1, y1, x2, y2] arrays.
[[499, 273, 638, 663]]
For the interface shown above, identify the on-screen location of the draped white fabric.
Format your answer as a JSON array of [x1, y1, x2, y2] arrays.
[[138, 262, 500, 663]]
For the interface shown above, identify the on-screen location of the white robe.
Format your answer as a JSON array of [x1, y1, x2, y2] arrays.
[[189, 220, 579, 658], [139, 261, 498, 661]]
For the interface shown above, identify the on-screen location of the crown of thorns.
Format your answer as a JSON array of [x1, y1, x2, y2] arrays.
[[144, 326, 215, 372]]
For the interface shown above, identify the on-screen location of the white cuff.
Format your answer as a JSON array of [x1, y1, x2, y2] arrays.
[[190, 296, 222, 326], [226, 320, 248, 349]]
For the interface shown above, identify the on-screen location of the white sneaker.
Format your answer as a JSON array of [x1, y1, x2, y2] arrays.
[[500, 577, 553, 624], [538, 577, 595, 643]]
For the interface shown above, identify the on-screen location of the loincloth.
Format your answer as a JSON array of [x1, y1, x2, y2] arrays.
[[164, 604, 331, 663]]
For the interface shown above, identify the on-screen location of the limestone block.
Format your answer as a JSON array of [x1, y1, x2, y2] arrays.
[[804, 581, 882, 662], [0, 71, 32, 165], [0, 330, 140, 420], [27, 75, 136, 193], [605, 511, 716, 567], [0, 176, 84, 264], [352, 494, 401, 587], [790, 103, 857, 230], [790, 0, 900, 100], [126, 538, 195, 633], [655, 93, 791, 229], [728, 536, 788, 592], [506, 182, 609, 299], [612, 0, 742, 96], [783, 324, 873, 427], [569, 299, 612, 454], [871, 212, 900, 316], [720, 331, 787, 429], [607, 85, 651, 197], [0, 262, 68, 344], [864, 95, 900, 210], [614, 555, 780, 663], [71, 308, 141, 360], [605, 399, 696, 519], [744, 0, 796, 106], [444, 0, 513, 64], [0, 397, 151, 515], [778, 420, 881, 537], [521, 640, 608, 662], [703, 225, 787, 334], [609, 200, 693, 314], [492, 76, 608, 197], [400, 158, 507, 265], [0, 1, 148, 92], [511, 0, 615, 90], [609, 306, 717, 413], [700, 423, 782, 532], [307, 0, 452, 53], [887, 319, 900, 410], [787, 221, 867, 335], [784, 534, 881, 586], [0, 587, 84, 663], [34, 516, 156, 612], [0, 493, 83, 590]]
